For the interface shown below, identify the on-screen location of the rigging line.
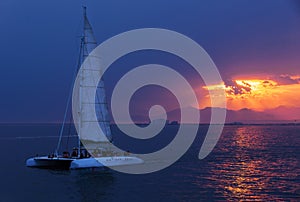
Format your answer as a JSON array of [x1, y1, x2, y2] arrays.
[[65, 114, 73, 151], [55, 37, 84, 156], [0, 135, 79, 140]]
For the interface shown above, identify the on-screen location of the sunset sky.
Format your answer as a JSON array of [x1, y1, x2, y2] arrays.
[[0, 0, 299, 122], [203, 76, 300, 111]]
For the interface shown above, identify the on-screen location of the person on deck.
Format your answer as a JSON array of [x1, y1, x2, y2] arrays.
[[71, 148, 78, 157]]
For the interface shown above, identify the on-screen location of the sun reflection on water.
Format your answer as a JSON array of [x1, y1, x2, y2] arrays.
[[201, 126, 299, 201], [220, 127, 268, 200]]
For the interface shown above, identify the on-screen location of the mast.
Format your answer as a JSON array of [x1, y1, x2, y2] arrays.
[[54, 13, 85, 157], [72, 6, 113, 155], [77, 6, 87, 157], [54, 6, 113, 157], [77, 36, 83, 157]]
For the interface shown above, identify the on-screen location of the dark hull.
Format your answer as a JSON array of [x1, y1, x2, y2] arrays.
[[26, 157, 74, 170]]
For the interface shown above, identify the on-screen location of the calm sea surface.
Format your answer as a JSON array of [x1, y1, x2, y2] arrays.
[[0, 124, 299, 201]]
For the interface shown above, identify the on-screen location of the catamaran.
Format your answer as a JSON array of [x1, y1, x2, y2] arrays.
[[26, 7, 143, 169]]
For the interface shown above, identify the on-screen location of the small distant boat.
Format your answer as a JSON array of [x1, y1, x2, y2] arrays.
[[26, 7, 143, 169]]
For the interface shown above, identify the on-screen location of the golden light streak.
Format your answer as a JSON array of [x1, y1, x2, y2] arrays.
[[202, 78, 300, 112]]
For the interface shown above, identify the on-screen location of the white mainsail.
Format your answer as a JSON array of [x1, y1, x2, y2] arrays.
[[73, 7, 112, 144]]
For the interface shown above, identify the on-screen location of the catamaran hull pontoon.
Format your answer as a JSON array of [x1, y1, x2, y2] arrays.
[[26, 156, 144, 170], [26, 157, 74, 169]]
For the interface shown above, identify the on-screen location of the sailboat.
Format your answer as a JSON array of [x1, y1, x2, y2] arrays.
[[26, 7, 143, 169]]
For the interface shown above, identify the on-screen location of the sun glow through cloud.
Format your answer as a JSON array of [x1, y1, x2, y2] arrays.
[[202, 77, 300, 112]]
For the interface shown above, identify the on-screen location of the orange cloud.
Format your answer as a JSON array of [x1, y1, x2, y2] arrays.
[[202, 77, 300, 111]]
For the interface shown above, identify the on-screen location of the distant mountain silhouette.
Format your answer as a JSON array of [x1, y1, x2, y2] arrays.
[[129, 106, 300, 124], [199, 107, 274, 123], [165, 107, 275, 123], [264, 106, 300, 121]]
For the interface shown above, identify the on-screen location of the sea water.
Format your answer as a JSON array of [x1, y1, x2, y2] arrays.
[[0, 124, 299, 201]]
